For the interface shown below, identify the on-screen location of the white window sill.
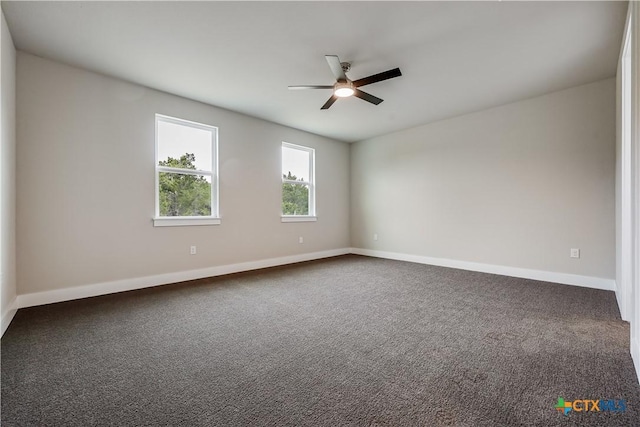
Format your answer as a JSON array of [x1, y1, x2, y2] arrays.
[[281, 216, 317, 223], [153, 217, 221, 227]]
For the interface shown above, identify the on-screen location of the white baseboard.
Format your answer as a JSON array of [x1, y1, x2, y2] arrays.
[[1, 296, 17, 337], [615, 284, 631, 322], [350, 248, 615, 291], [632, 337, 640, 382], [8, 246, 616, 327], [16, 248, 351, 309], [4, 247, 632, 384]]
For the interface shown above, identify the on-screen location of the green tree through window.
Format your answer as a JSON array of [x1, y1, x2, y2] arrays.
[[282, 171, 309, 215], [159, 153, 211, 216]]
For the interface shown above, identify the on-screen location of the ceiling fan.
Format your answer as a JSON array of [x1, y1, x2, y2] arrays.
[[288, 55, 402, 110]]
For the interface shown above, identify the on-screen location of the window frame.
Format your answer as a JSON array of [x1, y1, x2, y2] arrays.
[[153, 114, 220, 227], [281, 141, 316, 222]]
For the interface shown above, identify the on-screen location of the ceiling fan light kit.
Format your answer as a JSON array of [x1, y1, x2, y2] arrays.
[[288, 55, 402, 109], [334, 81, 355, 97]]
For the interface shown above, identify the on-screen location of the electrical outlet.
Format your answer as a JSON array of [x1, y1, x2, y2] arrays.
[[570, 248, 580, 258], [190, 245, 197, 255], [373, 233, 378, 241], [299, 236, 304, 244]]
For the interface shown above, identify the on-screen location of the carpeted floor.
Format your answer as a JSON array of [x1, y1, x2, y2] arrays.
[[2, 255, 639, 426]]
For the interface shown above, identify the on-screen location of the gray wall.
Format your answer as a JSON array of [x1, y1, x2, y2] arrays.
[[11, 52, 619, 298], [351, 78, 616, 279], [16, 53, 350, 295], [1, 11, 17, 327]]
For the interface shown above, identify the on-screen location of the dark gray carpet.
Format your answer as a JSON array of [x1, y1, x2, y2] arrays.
[[2, 255, 639, 426]]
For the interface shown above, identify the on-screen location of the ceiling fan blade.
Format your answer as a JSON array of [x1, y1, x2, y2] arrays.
[[288, 85, 334, 90], [353, 68, 402, 88], [325, 55, 347, 82], [321, 95, 338, 110], [354, 89, 383, 105]]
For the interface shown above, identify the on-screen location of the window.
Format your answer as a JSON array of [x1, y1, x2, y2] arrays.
[[282, 142, 316, 222], [154, 114, 219, 227]]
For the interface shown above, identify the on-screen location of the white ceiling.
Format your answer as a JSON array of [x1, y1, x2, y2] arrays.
[[2, 1, 627, 142]]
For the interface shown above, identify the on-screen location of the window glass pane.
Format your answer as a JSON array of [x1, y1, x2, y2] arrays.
[[282, 182, 309, 215], [158, 120, 212, 171], [282, 146, 310, 181], [159, 172, 212, 217]]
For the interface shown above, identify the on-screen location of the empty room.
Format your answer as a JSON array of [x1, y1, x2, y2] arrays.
[[2, 1, 640, 426]]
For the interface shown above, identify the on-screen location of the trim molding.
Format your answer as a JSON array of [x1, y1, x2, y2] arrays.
[[16, 248, 351, 309], [632, 337, 640, 382], [8, 246, 616, 330], [616, 283, 631, 321], [1, 296, 17, 337], [350, 248, 615, 291]]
